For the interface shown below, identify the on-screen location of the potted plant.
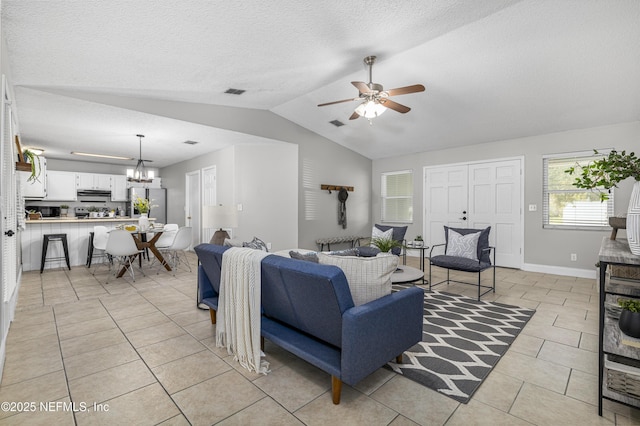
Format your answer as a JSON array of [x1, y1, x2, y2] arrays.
[[87, 206, 99, 218], [22, 149, 42, 182], [414, 235, 424, 248], [618, 298, 640, 338], [566, 149, 640, 254], [371, 237, 402, 253], [60, 204, 69, 217], [26, 209, 41, 220]]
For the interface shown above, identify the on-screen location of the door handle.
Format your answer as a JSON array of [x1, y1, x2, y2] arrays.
[[459, 217, 467, 221], [4, 230, 15, 237]]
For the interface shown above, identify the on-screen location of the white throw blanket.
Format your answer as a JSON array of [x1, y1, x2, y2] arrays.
[[216, 247, 270, 375]]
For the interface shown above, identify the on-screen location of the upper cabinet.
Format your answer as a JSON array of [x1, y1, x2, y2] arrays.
[[19, 157, 47, 199], [111, 175, 128, 201], [77, 172, 111, 190], [45, 171, 77, 201]]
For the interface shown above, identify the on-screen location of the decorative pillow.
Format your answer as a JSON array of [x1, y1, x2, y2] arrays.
[[223, 238, 243, 247], [243, 236, 269, 252], [370, 226, 393, 247], [446, 229, 480, 261], [328, 248, 359, 256], [445, 226, 492, 263], [289, 250, 319, 263], [318, 252, 398, 306], [356, 246, 380, 257], [373, 224, 407, 256]]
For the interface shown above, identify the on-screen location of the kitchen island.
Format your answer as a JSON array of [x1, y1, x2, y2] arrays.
[[22, 217, 156, 272]]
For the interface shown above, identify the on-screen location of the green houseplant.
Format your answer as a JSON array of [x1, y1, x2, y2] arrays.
[[618, 298, 640, 338], [22, 149, 42, 182], [566, 149, 640, 255], [371, 236, 402, 253]]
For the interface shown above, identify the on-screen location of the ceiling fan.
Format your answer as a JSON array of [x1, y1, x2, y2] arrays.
[[318, 55, 425, 121]]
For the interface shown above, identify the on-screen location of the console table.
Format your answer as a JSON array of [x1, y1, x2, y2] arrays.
[[598, 238, 640, 415]]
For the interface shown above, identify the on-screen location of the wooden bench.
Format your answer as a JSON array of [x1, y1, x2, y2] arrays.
[[316, 235, 365, 251]]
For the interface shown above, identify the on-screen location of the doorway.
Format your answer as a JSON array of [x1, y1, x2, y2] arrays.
[[185, 170, 201, 249], [424, 158, 523, 268]]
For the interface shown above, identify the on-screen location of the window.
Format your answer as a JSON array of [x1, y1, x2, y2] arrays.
[[543, 152, 614, 229], [381, 170, 413, 223]]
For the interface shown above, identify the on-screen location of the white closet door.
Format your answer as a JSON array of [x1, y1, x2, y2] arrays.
[[185, 170, 201, 248], [424, 165, 468, 247], [468, 160, 522, 268], [424, 158, 523, 269]]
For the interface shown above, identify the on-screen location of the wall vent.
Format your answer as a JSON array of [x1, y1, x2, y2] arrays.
[[225, 88, 246, 95], [329, 120, 345, 127], [183, 140, 199, 145]]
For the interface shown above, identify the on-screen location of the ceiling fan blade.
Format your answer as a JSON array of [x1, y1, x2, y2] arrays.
[[380, 98, 411, 114], [386, 84, 425, 97], [349, 111, 360, 120], [352, 81, 372, 94], [317, 97, 359, 107]]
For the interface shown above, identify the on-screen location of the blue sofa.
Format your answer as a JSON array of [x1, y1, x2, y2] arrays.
[[194, 243, 424, 404]]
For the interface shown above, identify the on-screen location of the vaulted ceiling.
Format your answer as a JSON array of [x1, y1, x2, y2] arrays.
[[2, 0, 639, 168]]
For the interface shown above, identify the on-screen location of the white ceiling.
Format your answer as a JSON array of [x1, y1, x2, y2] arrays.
[[2, 0, 639, 167]]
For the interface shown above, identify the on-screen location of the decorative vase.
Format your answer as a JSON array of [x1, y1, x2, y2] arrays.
[[628, 181, 640, 255], [138, 213, 150, 231], [619, 309, 640, 338]]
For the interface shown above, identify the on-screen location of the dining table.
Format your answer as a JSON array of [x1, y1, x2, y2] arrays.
[[116, 229, 172, 278]]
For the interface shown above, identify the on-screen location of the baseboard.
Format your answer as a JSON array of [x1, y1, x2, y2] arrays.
[[522, 263, 596, 279]]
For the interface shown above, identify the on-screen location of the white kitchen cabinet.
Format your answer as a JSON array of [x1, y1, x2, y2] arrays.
[[19, 157, 47, 199], [110, 175, 128, 201], [77, 173, 112, 190], [45, 171, 77, 201]]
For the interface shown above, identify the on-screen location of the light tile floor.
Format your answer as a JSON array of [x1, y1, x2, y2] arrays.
[[1, 253, 639, 425]]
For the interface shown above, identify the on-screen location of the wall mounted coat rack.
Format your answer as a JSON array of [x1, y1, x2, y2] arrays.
[[321, 184, 354, 194]]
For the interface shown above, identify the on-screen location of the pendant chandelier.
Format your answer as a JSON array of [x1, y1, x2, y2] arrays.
[[128, 134, 153, 183]]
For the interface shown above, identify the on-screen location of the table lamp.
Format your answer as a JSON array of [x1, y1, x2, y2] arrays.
[[202, 205, 238, 245]]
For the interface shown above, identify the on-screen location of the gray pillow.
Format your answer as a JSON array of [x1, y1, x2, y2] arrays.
[[356, 246, 380, 257], [243, 236, 269, 252], [328, 248, 359, 256], [289, 251, 319, 263], [446, 229, 480, 261]]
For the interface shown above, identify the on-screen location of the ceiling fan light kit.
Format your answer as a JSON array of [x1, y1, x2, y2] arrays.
[[318, 55, 425, 123]]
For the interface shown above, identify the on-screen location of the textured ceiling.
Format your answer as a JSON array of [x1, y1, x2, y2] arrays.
[[2, 0, 639, 166]]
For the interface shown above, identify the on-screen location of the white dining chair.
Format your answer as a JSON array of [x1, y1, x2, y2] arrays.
[[157, 226, 192, 275], [105, 229, 144, 282], [91, 225, 111, 275], [154, 223, 179, 249]]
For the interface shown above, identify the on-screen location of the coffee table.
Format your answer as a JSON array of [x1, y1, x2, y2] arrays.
[[391, 265, 425, 284]]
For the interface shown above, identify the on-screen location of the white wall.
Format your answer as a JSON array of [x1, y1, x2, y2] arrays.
[[161, 138, 298, 251], [372, 121, 640, 274]]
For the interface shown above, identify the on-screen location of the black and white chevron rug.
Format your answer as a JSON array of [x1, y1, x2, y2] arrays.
[[388, 287, 535, 403]]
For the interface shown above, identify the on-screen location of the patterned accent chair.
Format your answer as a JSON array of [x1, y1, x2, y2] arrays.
[[428, 226, 495, 300]]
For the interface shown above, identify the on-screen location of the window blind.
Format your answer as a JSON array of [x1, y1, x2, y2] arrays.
[[381, 170, 413, 223], [543, 153, 614, 230]]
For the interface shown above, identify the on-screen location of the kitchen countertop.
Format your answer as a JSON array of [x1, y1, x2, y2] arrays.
[[25, 217, 156, 224]]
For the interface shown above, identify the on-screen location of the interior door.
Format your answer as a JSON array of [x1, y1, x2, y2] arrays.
[[424, 165, 468, 247], [468, 160, 522, 268], [185, 170, 201, 249], [424, 158, 523, 268], [201, 166, 216, 244]]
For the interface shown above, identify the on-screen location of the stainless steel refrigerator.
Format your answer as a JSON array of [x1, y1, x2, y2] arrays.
[[127, 187, 167, 224]]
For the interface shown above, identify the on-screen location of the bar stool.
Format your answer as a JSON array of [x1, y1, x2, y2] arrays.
[[40, 233, 71, 273]]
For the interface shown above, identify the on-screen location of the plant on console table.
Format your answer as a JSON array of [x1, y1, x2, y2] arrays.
[[566, 149, 640, 255], [618, 299, 640, 338]]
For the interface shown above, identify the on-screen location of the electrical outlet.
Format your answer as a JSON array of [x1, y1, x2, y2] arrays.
[[266, 242, 272, 250], [528, 204, 537, 212], [570, 253, 577, 261]]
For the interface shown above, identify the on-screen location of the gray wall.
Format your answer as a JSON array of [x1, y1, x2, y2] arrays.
[[372, 121, 640, 274], [160, 140, 299, 252], [52, 93, 374, 250]]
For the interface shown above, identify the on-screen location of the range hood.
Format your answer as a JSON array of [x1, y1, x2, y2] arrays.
[[77, 189, 111, 197]]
